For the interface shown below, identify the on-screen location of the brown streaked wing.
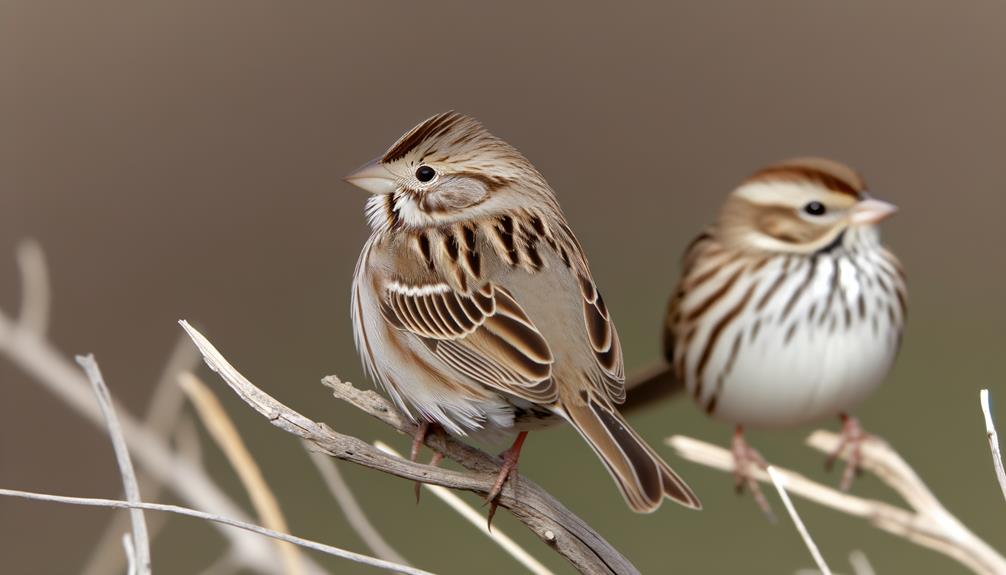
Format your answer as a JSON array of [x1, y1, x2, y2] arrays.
[[380, 281, 558, 405]]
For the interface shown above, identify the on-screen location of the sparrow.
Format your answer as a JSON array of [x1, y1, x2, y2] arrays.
[[346, 112, 701, 523], [653, 158, 905, 511]]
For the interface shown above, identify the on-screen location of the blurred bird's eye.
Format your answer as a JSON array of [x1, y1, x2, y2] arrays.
[[415, 166, 436, 182], [803, 201, 826, 216]]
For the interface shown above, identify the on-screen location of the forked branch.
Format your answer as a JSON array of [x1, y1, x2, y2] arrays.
[[179, 320, 639, 575], [667, 433, 1006, 575]]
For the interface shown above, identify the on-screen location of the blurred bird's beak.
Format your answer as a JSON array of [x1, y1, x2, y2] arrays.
[[345, 158, 397, 195], [850, 198, 898, 225]]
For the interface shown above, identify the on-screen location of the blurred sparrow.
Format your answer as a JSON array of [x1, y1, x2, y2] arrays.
[[346, 112, 700, 522], [659, 158, 905, 509]]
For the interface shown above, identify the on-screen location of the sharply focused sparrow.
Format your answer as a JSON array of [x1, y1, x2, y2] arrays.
[[346, 112, 701, 520], [655, 158, 905, 507]]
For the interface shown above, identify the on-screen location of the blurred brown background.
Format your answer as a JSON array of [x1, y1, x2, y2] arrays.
[[2, 1, 1005, 573]]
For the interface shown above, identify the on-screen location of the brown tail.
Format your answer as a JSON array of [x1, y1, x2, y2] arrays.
[[562, 395, 701, 512]]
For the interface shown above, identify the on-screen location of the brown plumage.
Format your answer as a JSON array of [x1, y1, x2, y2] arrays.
[[347, 112, 700, 517]]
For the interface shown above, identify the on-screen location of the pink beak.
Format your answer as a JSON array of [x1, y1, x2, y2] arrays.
[[850, 198, 898, 225]]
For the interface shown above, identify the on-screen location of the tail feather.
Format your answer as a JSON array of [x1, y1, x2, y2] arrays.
[[562, 395, 701, 512]]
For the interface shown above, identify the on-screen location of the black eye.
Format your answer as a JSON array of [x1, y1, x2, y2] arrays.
[[803, 201, 826, 216], [415, 166, 436, 182]]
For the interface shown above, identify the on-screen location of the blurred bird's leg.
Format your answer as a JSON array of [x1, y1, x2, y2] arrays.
[[731, 426, 776, 521], [485, 431, 528, 531], [826, 413, 868, 491]]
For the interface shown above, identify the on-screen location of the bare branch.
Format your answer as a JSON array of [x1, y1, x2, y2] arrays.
[[15, 239, 50, 336], [123, 533, 138, 575], [179, 319, 640, 575], [83, 334, 203, 575], [668, 434, 1006, 575], [375, 441, 555, 575], [767, 466, 831, 575], [980, 389, 1006, 503], [0, 311, 327, 574], [0, 488, 437, 575], [180, 371, 305, 575], [76, 353, 152, 575], [304, 442, 408, 565]]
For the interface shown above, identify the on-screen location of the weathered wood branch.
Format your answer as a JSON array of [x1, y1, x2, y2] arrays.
[[180, 320, 640, 575]]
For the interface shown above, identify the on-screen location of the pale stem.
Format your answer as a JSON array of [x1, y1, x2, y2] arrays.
[[979, 389, 1006, 503], [0, 488, 437, 575], [76, 353, 152, 575], [180, 371, 305, 575], [767, 465, 832, 575], [304, 443, 409, 565]]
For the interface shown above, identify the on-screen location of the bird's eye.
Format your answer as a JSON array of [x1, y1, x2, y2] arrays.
[[803, 201, 827, 216], [415, 166, 436, 183]]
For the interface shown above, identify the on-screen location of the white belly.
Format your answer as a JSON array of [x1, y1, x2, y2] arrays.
[[711, 311, 897, 427], [678, 242, 905, 429]]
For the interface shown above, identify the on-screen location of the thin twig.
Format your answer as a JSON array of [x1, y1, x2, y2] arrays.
[[123, 533, 138, 575], [83, 334, 203, 575], [375, 441, 556, 575], [180, 371, 305, 575], [0, 488, 437, 575], [767, 466, 831, 575], [15, 239, 50, 336], [980, 389, 1006, 503], [179, 319, 640, 575], [847, 550, 876, 575], [76, 354, 152, 575], [668, 434, 1006, 575], [0, 301, 327, 572], [304, 442, 409, 565]]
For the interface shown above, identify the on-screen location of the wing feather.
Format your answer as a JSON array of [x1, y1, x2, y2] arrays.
[[382, 281, 558, 404]]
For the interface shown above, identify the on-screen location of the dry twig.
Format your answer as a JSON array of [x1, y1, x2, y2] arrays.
[[83, 334, 202, 575], [180, 371, 305, 575], [0, 242, 327, 575], [668, 433, 1006, 575], [0, 488, 436, 575], [980, 389, 1006, 503], [767, 466, 831, 575], [304, 443, 409, 565], [76, 353, 152, 575], [375, 441, 555, 575], [180, 319, 640, 575]]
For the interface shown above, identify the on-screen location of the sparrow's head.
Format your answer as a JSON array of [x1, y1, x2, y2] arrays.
[[716, 157, 897, 254], [346, 111, 550, 230]]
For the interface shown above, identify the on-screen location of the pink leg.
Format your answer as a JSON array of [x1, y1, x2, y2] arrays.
[[410, 422, 444, 503], [485, 431, 528, 531], [731, 426, 776, 522], [825, 413, 868, 491]]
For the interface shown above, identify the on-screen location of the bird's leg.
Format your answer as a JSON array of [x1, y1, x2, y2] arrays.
[[410, 421, 444, 503], [731, 426, 776, 521], [485, 431, 528, 531], [825, 413, 868, 491]]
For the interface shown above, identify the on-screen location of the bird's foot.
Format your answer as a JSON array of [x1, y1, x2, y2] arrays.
[[731, 427, 776, 522], [825, 413, 868, 491], [484, 431, 528, 531], [410, 421, 444, 503]]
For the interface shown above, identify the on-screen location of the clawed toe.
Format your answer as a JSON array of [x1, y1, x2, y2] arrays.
[[731, 427, 776, 522], [827, 414, 869, 491], [410, 422, 445, 503]]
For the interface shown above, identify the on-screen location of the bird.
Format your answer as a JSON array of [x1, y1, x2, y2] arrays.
[[345, 111, 701, 523], [652, 158, 905, 511]]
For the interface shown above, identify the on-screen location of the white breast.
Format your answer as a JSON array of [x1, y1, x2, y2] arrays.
[[677, 232, 905, 428]]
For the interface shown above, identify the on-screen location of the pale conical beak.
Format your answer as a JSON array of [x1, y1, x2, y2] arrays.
[[850, 198, 898, 225], [345, 158, 397, 195]]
